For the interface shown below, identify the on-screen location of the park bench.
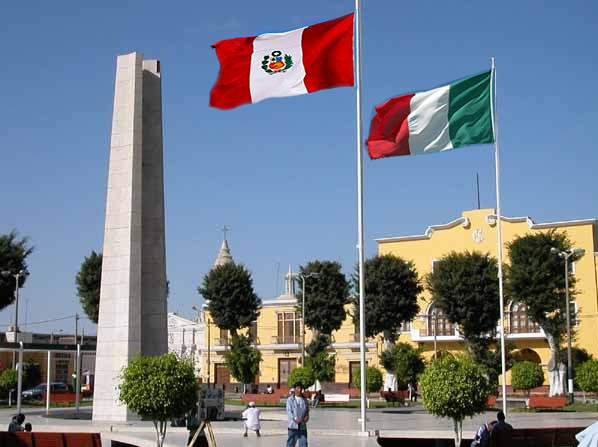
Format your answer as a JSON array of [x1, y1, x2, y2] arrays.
[[322, 393, 351, 404], [0, 431, 101, 447], [241, 393, 282, 404], [380, 390, 407, 405], [487, 395, 497, 407], [528, 395, 567, 409]]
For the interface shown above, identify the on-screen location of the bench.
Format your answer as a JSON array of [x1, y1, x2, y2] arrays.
[[241, 393, 281, 404], [322, 393, 351, 403], [528, 396, 567, 409], [487, 395, 497, 407], [0, 432, 102, 447], [380, 390, 407, 405]]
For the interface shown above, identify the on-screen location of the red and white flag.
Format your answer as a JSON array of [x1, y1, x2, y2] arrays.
[[209, 13, 354, 109]]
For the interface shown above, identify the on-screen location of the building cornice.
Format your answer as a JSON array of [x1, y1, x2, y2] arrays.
[[375, 217, 470, 243]]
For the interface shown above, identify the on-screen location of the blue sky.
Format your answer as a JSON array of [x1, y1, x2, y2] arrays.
[[1, 1, 596, 335]]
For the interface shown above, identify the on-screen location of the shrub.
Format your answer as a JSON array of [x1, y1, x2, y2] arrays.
[[380, 343, 426, 389], [511, 361, 544, 399], [420, 355, 491, 447], [119, 353, 198, 447], [223, 334, 261, 389], [288, 367, 315, 389], [0, 368, 18, 391], [352, 366, 383, 393], [575, 360, 598, 401]]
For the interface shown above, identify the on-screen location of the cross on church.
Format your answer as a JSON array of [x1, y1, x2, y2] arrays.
[[222, 225, 230, 241]]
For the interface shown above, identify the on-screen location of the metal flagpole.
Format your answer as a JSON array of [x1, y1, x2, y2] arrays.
[[491, 56, 508, 416], [354, 0, 367, 434]]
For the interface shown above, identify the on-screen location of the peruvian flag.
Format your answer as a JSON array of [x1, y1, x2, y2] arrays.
[[209, 13, 354, 110]]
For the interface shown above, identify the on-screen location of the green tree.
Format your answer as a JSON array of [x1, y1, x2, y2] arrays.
[[76, 251, 102, 323], [575, 360, 598, 402], [352, 254, 422, 343], [420, 355, 492, 447], [199, 263, 261, 337], [511, 361, 544, 405], [222, 334, 262, 391], [0, 369, 19, 394], [22, 362, 42, 389], [297, 260, 349, 336], [119, 353, 197, 447], [352, 367, 383, 393], [427, 251, 505, 385], [506, 230, 579, 390], [0, 230, 33, 311], [380, 343, 425, 389], [305, 350, 336, 383], [288, 367, 315, 389]]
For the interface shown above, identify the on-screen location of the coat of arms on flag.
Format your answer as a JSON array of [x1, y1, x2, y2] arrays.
[[262, 51, 293, 74]]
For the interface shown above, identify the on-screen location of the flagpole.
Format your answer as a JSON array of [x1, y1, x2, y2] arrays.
[[354, 0, 367, 435], [491, 56, 508, 416]]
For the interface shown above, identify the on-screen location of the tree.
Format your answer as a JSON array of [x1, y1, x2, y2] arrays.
[[575, 360, 598, 403], [288, 367, 315, 389], [380, 343, 425, 389], [0, 230, 33, 311], [223, 334, 262, 391], [506, 230, 578, 393], [352, 367, 383, 393], [511, 361, 544, 406], [427, 251, 504, 385], [305, 350, 336, 383], [420, 355, 491, 447], [352, 254, 422, 343], [199, 263, 261, 337], [76, 251, 102, 323], [297, 260, 350, 337], [0, 369, 19, 394], [22, 362, 41, 389], [119, 353, 197, 447]]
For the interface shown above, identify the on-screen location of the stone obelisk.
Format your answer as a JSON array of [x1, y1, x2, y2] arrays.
[[92, 52, 168, 421]]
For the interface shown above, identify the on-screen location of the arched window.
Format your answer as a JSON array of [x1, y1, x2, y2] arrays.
[[509, 302, 540, 333], [428, 305, 454, 336]]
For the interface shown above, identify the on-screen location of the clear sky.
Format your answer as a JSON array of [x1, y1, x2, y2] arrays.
[[1, 1, 596, 335]]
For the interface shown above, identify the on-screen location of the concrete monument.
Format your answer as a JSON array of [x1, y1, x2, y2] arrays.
[[92, 52, 168, 421]]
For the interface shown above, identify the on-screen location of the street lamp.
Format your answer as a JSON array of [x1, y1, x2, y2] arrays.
[[550, 247, 585, 404], [1, 269, 28, 340], [292, 272, 320, 366]]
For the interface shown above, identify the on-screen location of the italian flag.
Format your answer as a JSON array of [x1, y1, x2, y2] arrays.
[[209, 14, 354, 110], [366, 71, 494, 159]]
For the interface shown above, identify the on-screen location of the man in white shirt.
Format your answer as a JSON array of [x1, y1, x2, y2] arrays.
[[242, 402, 261, 437]]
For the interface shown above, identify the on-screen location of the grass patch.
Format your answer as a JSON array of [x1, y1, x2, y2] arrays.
[[0, 401, 93, 409], [511, 402, 598, 413], [225, 399, 410, 409]]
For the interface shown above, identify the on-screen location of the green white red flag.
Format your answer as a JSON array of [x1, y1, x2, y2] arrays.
[[209, 14, 354, 110], [367, 71, 494, 159]]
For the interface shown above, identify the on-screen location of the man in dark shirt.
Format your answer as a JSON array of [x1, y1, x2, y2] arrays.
[[8, 414, 25, 432], [490, 411, 513, 447]]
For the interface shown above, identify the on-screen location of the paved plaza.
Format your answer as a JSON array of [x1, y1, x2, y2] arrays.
[[1, 404, 596, 446]]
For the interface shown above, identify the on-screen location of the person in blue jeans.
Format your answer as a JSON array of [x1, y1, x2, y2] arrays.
[[286, 381, 310, 447]]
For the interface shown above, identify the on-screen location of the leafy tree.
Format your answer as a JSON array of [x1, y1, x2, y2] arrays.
[[427, 251, 504, 385], [352, 367, 383, 393], [0, 230, 33, 311], [511, 361, 544, 405], [575, 360, 598, 403], [297, 260, 349, 337], [380, 343, 425, 389], [288, 367, 315, 389], [119, 353, 197, 447], [22, 362, 42, 389], [0, 369, 19, 393], [223, 334, 261, 391], [76, 251, 102, 323], [199, 263, 261, 337], [305, 350, 336, 383], [352, 254, 422, 343], [506, 230, 578, 385], [420, 355, 491, 447]]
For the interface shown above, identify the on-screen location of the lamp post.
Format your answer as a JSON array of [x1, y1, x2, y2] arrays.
[[195, 305, 211, 387], [550, 247, 585, 404], [1, 269, 28, 367], [191, 305, 201, 379], [292, 272, 320, 366]]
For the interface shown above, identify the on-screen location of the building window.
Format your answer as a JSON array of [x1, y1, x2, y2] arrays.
[[219, 328, 228, 345], [399, 320, 411, 333], [277, 312, 301, 344], [509, 302, 540, 334], [428, 305, 454, 336], [248, 321, 258, 342]]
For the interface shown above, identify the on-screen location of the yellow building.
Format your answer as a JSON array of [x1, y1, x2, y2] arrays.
[[201, 240, 379, 390], [376, 208, 598, 384]]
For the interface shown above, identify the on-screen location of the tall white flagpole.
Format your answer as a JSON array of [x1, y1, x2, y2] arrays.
[[354, 0, 368, 434], [491, 56, 508, 416]]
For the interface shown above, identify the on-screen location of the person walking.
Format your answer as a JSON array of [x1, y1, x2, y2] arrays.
[[286, 381, 310, 447], [471, 420, 496, 447], [490, 411, 513, 447], [242, 402, 261, 437]]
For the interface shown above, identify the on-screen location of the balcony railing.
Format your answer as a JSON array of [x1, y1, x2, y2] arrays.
[[271, 335, 301, 344], [419, 326, 456, 337]]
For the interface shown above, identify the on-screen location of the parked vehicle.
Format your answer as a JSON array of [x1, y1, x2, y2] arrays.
[[22, 382, 69, 400]]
